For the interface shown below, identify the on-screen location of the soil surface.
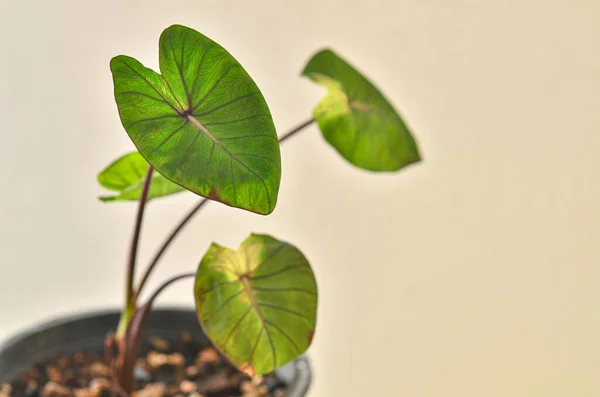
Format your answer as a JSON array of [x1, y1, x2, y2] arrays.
[[2, 332, 286, 397]]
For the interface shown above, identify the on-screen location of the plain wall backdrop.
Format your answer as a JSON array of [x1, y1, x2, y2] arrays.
[[1, 1, 599, 396]]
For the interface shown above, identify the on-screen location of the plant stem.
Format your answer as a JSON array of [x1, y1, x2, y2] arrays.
[[117, 165, 154, 339], [278, 117, 315, 143], [146, 272, 195, 304], [113, 272, 195, 395], [133, 117, 316, 297], [134, 197, 210, 298]]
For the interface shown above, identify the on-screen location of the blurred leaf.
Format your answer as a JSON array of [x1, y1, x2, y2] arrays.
[[97, 151, 185, 202], [301, 49, 421, 171], [110, 24, 281, 215], [194, 233, 317, 375]]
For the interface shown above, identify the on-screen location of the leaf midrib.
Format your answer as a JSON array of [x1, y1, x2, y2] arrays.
[[349, 100, 393, 121], [186, 114, 271, 209], [241, 276, 277, 367]]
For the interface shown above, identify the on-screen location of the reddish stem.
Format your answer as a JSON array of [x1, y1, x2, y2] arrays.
[[124, 167, 154, 309], [112, 273, 195, 395]]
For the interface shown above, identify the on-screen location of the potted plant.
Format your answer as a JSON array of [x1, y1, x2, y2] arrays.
[[0, 24, 421, 397]]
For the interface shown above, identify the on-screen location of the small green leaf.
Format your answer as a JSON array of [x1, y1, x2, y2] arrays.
[[194, 234, 318, 375], [301, 49, 421, 171], [97, 151, 185, 202], [110, 24, 281, 215]]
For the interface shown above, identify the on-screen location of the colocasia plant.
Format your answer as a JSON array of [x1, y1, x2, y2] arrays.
[[99, 24, 421, 395]]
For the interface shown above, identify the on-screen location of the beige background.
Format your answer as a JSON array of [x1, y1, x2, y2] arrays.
[[1, 0, 599, 396]]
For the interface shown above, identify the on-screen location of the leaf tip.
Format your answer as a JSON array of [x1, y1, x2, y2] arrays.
[[261, 205, 277, 216], [314, 47, 337, 57], [301, 47, 340, 77], [401, 146, 423, 170], [109, 55, 124, 69], [163, 24, 188, 33], [208, 241, 224, 252]]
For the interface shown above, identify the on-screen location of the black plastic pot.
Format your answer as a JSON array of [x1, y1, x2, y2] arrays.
[[0, 307, 311, 396]]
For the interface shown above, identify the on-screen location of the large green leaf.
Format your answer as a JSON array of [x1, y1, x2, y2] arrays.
[[194, 234, 318, 375], [301, 49, 421, 171], [97, 151, 185, 202], [110, 24, 281, 215]]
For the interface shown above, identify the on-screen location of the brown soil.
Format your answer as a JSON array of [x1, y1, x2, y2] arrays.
[[2, 333, 286, 397]]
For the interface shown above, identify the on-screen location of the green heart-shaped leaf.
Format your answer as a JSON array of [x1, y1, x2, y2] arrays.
[[194, 233, 318, 375], [110, 24, 281, 215], [97, 151, 185, 202], [301, 49, 421, 171]]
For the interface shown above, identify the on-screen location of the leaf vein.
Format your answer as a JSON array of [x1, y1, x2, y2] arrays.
[[187, 115, 272, 210], [190, 43, 214, 99], [118, 91, 169, 105], [230, 156, 236, 203], [191, 63, 237, 112], [218, 133, 273, 141], [221, 304, 253, 349], [194, 92, 259, 118], [196, 279, 239, 299], [253, 286, 317, 296], [265, 320, 301, 354], [249, 244, 287, 276], [151, 121, 189, 154], [241, 278, 276, 368], [251, 263, 308, 281], [174, 31, 192, 107], [232, 152, 278, 164], [247, 327, 264, 366], [257, 302, 313, 322], [127, 114, 181, 128], [202, 288, 244, 323], [117, 58, 181, 114], [202, 141, 216, 187], [202, 114, 269, 127]]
